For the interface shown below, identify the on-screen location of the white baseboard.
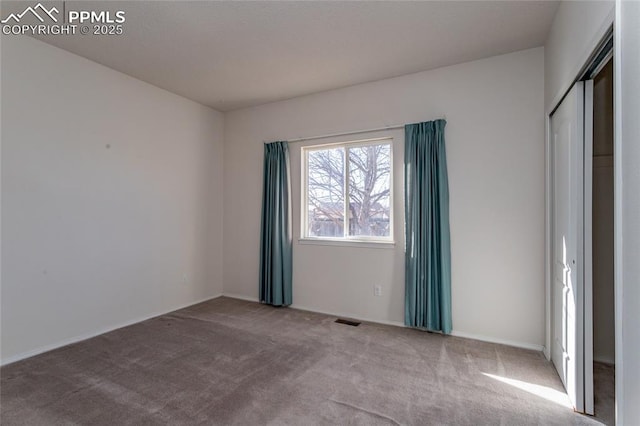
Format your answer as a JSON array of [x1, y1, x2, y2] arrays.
[[221, 293, 260, 303], [222, 294, 544, 352], [291, 303, 406, 328], [450, 330, 544, 352], [1, 293, 224, 367], [221, 293, 404, 327], [3, 292, 543, 366]]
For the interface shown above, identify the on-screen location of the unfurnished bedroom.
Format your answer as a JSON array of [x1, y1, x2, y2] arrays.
[[1, 1, 639, 425]]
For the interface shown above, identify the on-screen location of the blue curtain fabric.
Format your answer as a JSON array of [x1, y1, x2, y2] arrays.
[[404, 120, 452, 333], [259, 141, 293, 306]]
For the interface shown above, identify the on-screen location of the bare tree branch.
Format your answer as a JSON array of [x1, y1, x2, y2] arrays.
[[308, 143, 390, 237]]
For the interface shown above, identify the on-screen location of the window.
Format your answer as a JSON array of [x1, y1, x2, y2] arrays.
[[302, 139, 393, 243]]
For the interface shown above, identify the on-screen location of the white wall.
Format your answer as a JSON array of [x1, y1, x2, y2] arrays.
[[616, 1, 640, 423], [224, 48, 545, 349], [1, 36, 225, 364], [544, 0, 614, 112]]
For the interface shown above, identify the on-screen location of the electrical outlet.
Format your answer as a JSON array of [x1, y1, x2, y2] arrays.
[[374, 285, 382, 296]]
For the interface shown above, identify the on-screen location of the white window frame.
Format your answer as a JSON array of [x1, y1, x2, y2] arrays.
[[300, 137, 394, 245]]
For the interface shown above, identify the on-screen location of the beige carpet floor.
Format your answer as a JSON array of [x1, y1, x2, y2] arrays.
[[1, 297, 606, 425]]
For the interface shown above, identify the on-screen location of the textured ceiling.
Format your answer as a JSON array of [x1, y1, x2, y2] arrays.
[[11, 1, 558, 111]]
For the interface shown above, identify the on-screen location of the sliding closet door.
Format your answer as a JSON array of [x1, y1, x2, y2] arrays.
[[550, 81, 594, 413], [583, 80, 594, 416]]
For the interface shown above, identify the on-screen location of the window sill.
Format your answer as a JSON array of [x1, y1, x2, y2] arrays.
[[297, 238, 396, 249]]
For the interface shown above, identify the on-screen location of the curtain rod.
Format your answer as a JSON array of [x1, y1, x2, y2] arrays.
[[264, 115, 447, 143], [278, 124, 404, 144], [264, 117, 446, 144]]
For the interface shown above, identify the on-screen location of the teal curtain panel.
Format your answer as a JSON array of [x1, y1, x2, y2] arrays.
[[404, 120, 452, 333], [259, 141, 293, 306]]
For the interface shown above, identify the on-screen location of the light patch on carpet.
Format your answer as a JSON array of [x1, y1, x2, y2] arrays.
[[482, 372, 575, 410]]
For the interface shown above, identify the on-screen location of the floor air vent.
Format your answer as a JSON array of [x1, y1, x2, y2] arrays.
[[335, 318, 361, 327]]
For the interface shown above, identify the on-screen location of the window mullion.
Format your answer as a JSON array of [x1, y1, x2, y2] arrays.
[[344, 146, 349, 238], [303, 148, 309, 239]]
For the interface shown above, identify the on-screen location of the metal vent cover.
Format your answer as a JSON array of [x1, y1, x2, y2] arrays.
[[335, 318, 361, 327]]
